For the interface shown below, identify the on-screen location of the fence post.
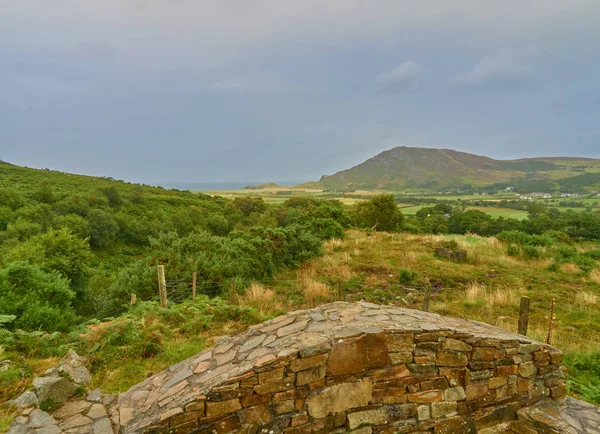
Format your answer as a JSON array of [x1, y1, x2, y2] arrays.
[[158, 265, 168, 308], [130, 293, 137, 305], [192, 272, 197, 300], [518, 296, 530, 336], [423, 286, 431, 312], [546, 298, 556, 345]]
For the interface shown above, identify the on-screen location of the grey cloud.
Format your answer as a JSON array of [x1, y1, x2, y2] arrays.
[[453, 50, 532, 89], [376, 61, 426, 86]]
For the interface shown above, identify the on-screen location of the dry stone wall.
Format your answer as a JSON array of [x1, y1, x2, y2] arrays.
[[114, 302, 568, 434]]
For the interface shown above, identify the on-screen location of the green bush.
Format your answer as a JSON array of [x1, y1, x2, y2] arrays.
[[506, 244, 521, 257], [565, 352, 600, 404], [0, 262, 78, 332], [398, 268, 417, 284], [522, 245, 542, 260]]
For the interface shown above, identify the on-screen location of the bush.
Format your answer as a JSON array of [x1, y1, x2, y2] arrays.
[[565, 352, 600, 404], [522, 245, 542, 260], [507, 244, 521, 257], [398, 268, 417, 284], [0, 262, 78, 332]]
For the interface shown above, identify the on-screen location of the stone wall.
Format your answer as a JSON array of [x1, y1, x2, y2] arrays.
[[114, 302, 567, 434]]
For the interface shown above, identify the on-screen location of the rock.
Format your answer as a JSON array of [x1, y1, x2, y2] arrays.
[[59, 414, 93, 431], [9, 390, 39, 409], [33, 374, 77, 405], [28, 409, 56, 429], [93, 418, 114, 434], [7, 424, 28, 434], [57, 350, 91, 385], [306, 378, 372, 418], [52, 400, 92, 419], [34, 424, 62, 434], [86, 404, 108, 419], [86, 389, 102, 403]]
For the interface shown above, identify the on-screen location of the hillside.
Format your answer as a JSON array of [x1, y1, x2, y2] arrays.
[[316, 146, 600, 191]]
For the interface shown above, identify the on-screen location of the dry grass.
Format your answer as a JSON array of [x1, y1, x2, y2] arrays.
[[465, 282, 486, 303], [302, 278, 332, 305], [577, 291, 598, 308], [465, 282, 520, 309], [589, 269, 600, 283], [560, 263, 581, 273], [239, 283, 283, 313], [323, 238, 343, 253]]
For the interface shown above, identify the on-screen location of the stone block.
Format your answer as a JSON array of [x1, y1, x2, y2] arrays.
[[290, 353, 328, 372], [407, 390, 443, 403], [306, 378, 372, 419], [431, 401, 457, 418], [386, 334, 414, 352], [205, 399, 242, 418], [437, 351, 468, 367]]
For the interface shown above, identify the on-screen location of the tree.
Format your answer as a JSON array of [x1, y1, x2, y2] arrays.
[[354, 194, 404, 232], [0, 262, 77, 332], [87, 209, 119, 247], [6, 228, 92, 301]]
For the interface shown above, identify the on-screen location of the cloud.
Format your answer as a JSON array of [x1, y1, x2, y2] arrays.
[[376, 61, 426, 86], [453, 50, 532, 89]]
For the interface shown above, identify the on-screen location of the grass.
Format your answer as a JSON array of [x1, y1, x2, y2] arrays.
[[3, 230, 599, 420]]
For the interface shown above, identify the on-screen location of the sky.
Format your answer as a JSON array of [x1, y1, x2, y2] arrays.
[[1, 0, 600, 185]]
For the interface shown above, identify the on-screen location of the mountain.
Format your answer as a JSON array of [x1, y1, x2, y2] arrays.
[[313, 146, 600, 192]]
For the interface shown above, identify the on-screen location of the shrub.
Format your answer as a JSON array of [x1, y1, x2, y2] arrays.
[[0, 262, 78, 332], [506, 244, 521, 257], [522, 245, 542, 260], [398, 268, 417, 284]]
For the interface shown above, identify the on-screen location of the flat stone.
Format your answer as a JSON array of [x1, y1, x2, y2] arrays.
[[86, 389, 102, 403], [28, 410, 56, 429], [163, 365, 193, 389], [194, 361, 210, 374], [34, 425, 62, 434], [276, 320, 308, 337], [92, 418, 113, 434], [307, 378, 372, 419], [260, 316, 296, 333], [310, 313, 326, 322], [53, 400, 92, 419], [86, 404, 107, 419], [60, 414, 93, 431], [239, 334, 267, 353], [262, 335, 277, 346], [214, 342, 234, 354]]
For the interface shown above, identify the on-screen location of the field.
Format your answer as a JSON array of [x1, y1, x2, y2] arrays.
[[4, 230, 598, 430]]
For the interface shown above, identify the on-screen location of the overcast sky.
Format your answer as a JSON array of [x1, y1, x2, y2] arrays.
[[1, 1, 600, 184]]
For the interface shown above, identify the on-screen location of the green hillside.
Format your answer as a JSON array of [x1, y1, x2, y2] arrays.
[[316, 146, 600, 192]]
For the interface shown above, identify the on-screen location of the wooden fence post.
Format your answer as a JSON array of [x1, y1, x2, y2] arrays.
[[337, 281, 342, 301], [130, 293, 136, 305], [546, 298, 556, 345], [158, 265, 167, 308], [423, 286, 431, 312], [192, 272, 197, 300], [518, 296, 530, 336]]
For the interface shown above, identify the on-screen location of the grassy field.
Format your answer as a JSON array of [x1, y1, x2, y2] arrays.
[[3, 230, 599, 429]]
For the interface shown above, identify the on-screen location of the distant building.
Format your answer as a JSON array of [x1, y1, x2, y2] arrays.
[[504, 186, 515, 191]]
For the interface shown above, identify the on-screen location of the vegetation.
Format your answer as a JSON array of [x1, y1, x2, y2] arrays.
[[1, 159, 600, 424]]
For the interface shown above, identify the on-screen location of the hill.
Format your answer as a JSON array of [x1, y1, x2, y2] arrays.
[[316, 146, 600, 192]]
